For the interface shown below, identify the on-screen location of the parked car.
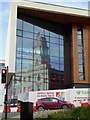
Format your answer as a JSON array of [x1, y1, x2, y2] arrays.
[[36, 97, 73, 111]]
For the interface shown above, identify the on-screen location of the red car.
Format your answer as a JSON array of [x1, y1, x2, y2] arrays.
[[36, 97, 72, 111]]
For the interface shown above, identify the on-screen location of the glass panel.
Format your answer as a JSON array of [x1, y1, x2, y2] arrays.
[[35, 26, 44, 34], [78, 54, 83, 64], [78, 31, 82, 35], [16, 50, 22, 58], [22, 59, 33, 69], [17, 19, 22, 30], [78, 39, 82, 46], [45, 36, 49, 42], [50, 43, 59, 57], [79, 72, 84, 80], [45, 30, 49, 36], [50, 37, 59, 44], [16, 58, 21, 71], [22, 52, 33, 59], [60, 39, 64, 45], [34, 33, 40, 40], [23, 37, 33, 52], [60, 64, 64, 71], [78, 46, 83, 53], [50, 57, 59, 63], [60, 35, 64, 39], [60, 58, 64, 65], [16, 36, 22, 51], [60, 46, 64, 58], [16, 30, 22, 36], [23, 21, 33, 32], [23, 31, 33, 38], [78, 34, 82, 40], [79, 65, 83, 72], [50, 62, 59, 70], [50, 32, 58, 38], [60, 58, 64, 71]]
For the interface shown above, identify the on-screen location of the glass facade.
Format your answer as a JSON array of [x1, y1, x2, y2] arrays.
[[13, 18, 64, 94], [77, 27, 85, 80]]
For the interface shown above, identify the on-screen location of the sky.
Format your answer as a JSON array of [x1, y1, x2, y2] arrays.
[[0, 0, 90, 60]]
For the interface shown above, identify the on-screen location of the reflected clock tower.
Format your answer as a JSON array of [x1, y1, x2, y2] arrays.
[[34, 34, 50, 66]]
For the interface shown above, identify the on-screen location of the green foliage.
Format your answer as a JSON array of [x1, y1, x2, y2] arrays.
[[34, 106, 90, 120], [71, 106, 90, 119], [43, 106, 90, 120]]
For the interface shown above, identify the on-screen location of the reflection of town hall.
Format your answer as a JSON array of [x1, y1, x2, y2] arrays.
[[8, 35, 64, 97], [18, 35, 49, 91]]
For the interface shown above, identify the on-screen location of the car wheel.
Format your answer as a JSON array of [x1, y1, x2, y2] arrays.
[[38, 106, 44, 111], [62, 105, 69, 109]]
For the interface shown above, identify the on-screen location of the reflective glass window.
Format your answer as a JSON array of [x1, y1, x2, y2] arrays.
[[23, 37, 33, 52], [23, 31, 33, 38], [35, 26, 44, 34], [16, 36, 22, 51], [60, 46, 64, 58], [22, 59, 33, 69], [23, 21, 33, 32], [17, 19, 22, 30], [50, 37, 59, 44], [77, 26, 85, 80], [16, 59, 21, 71], [17, 30, 22, 36], [50, 43, 59, 57], [50, 32, 58, 38], [50, 57, 59, 64], [50, 62, 59, 70], [45, 30, 49, 36], [15, 18, 64, 92]]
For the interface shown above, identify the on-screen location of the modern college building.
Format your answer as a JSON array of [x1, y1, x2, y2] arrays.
[[5, 0, 90, 98]]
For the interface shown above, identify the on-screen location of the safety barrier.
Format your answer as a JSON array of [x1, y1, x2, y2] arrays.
[[3, 105, 38, 113], [3, 101, 89, 113], [73, 99, 89, 107]]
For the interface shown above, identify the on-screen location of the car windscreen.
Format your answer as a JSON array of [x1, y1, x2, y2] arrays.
[[56, 97, 65, 101], [11, 99, 18, 104]]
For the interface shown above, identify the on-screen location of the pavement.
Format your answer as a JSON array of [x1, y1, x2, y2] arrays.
[[1, 113, 20, 120], [0, 113, 2, 120]]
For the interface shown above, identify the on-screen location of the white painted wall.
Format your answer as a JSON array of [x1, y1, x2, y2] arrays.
[[0, 73, 6, 113], [5, 2, 17, 73]]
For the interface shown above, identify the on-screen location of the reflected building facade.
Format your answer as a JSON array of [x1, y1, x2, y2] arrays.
[[6, 1, 90, 98], [13, 19, 65, 95]]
